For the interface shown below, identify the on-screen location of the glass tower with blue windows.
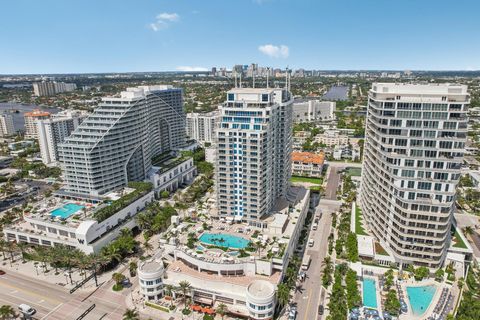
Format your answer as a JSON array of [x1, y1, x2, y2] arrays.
[[216, 87, 293, 227]]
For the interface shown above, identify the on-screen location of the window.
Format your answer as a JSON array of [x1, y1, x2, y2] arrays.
[[228, 93, 235, 101], [261, 94, 269, 102]]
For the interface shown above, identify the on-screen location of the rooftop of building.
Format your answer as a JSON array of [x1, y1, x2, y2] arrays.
[[24, 109, 51, 117], [371, 83, 468, 95], [292, 151, 325, 165]]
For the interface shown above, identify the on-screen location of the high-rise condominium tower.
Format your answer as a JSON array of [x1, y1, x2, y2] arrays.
[[37, 110, 85, 165], [0, 113, 15, 137], [360, 83, 469, 268], [58, 85, 186, 197], [24, 109, 51, 139], [216, 87, 293, 227]]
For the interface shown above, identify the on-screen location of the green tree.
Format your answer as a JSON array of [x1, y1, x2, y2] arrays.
[[122, 308, 139, 320], [414, 266, 430, 281], [384, 289, 401, 315], [178, 280, 191, 308], [0, 305, 16, 320], [276, 283, 290, 307], [384, 269, 394, 290], [216, 303, 228, 320]]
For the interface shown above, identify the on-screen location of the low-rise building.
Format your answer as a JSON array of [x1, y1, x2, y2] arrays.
[[291, 151, 324, 177], [148, 153, 196, 198], [4, 184, 154, 254], [314, 130, 350, 147], [138, 256, 165, 301]]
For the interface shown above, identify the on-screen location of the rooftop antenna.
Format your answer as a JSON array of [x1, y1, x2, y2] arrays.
[[266, 68, 270, 89], [285, 67, 288, 89], [253, 69, 256, 88]]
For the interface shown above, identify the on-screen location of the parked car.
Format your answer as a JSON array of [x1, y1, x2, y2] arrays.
[[318, 305, 324, 315], [308, 239, 314, 247]]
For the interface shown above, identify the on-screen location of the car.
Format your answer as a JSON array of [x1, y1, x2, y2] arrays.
[[18, 304, 36, 316], [289, 308, 297, 320], [318, 305, 324, 315], [308, 239, 314, 247], [0, 270, 5, 275]]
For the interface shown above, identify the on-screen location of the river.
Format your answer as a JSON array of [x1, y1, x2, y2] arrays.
[[322, 85, 349, 101], [0, 102, 60, 131]]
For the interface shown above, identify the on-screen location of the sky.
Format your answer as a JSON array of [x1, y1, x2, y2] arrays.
[[1, 0, 479, 74]]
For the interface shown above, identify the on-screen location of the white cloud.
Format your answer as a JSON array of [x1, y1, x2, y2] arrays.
[[176, 66, 208, 72], [156, 13, 179, 22], [149, 12, 179, 31], [258, 44, 289, 58]]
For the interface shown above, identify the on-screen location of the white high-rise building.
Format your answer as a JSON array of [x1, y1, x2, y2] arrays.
[[37, 110, 85, 165], [216, 87, 293, 226], [0, 113, 15, 137], [58, 85, 186, 198], [24, 109, 51, 139], [360, 83, 469, 268], [186, 111, 218, 144], [292, 100, 335, 122]]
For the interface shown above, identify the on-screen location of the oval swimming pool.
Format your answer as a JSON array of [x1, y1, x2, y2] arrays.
[[199, 233, 250, 249], [406, 285, 436, 316]]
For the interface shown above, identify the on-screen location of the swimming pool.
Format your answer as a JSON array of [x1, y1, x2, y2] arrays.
[[199, 233, 250, 249], [51, 203, 84, 219], [406, 285, 436, 316], [362, 278, 378, 309]]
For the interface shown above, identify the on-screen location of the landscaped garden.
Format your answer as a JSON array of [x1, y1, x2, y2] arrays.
[[355, 206, 367, 236]]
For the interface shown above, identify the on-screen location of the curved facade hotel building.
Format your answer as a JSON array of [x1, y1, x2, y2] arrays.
[[360, 83, 469, 268], [58, 85, 186, 198]]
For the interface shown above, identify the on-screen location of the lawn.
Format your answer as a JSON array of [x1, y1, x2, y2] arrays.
[[374, 242, 388, 256], [355, 206, 368, 235], [290, 176, 323, 185], [452, 229, 468, 249], [346, 167, 362, 177]]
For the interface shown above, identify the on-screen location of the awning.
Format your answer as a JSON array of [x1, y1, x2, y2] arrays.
[[193, 297, 213, 305]]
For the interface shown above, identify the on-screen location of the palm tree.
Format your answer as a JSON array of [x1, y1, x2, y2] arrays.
[[463, 226, 474, 236], [16, 242, 29, 263], [112, 272, 126, 288], [122, 308, 139, 320], [164, 284, 175, 306], [277, 283, 290, 307], [216, 303, 228, 320], [119, 228, 132, 238], [178, 280, 191, 308], [129, 261, 138, 277], [5, 241, 16, 264], [0, 305, 16, 320], [102, 245, 123, 265], [0, 239, 8, 260], [143, 240, 153, 255]]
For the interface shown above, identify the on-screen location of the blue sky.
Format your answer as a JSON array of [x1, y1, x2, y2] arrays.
[[1, 0, 479, 74]]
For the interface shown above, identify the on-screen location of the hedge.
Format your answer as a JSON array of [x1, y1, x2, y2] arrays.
[[93, 182, 153, 222]]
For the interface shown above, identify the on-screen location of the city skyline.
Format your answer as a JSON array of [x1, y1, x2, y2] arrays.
[[1, 0, 480, 74]]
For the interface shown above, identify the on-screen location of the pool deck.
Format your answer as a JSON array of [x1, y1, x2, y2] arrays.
[[399, 279, 445, 320]]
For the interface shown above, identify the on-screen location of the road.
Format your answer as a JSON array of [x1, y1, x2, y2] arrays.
[[0, 270, 127, 319], [324, 167, 340, 200], [293, 199, 341, 320]]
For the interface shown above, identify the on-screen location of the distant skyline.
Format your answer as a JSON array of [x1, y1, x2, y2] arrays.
[[1, 0, 479, 74]]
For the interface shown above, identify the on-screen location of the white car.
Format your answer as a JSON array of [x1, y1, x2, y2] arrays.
[[308, 239, 314, 247], [18, 304, 36, 316]]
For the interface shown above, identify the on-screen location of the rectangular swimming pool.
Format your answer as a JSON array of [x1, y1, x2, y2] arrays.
[[51, 203, 84, 219], [362, 278, 378, 309]]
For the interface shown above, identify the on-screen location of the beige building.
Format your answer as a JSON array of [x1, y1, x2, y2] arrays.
[[291, 151, 325, 177], [24, 110, 51, 139], [0, 113, 15, 137], [360, 83, 469, 268]]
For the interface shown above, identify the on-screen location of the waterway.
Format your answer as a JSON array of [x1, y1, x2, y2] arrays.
[[322, 85, 349, 101], [0, 102, 60, 131]]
